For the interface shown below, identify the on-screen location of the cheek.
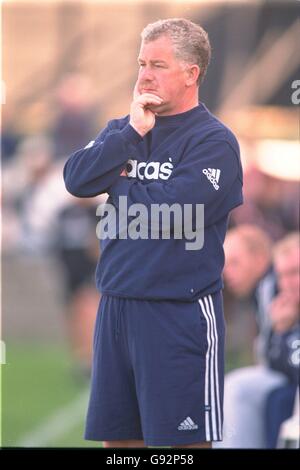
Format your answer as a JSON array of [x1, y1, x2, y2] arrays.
[[225, 265, 243, 281], [159, 73, 179, 93], [291, 276, 300, 292]]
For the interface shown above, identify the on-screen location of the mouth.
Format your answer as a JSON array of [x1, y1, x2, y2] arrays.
[[142, 91, 157, 95], [140, 87, 158, 93]]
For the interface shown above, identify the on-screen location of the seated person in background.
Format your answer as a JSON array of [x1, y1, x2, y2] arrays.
[[215, 227, 298, 448], [264, 233, 299, 448]]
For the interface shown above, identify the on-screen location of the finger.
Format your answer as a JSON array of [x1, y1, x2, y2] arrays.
[[137, 92, 163, 101], [133, 82, 140, 100], [136, 94, 163, 106]]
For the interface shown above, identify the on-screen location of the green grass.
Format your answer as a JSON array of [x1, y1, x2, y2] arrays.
[[1, 342, 98, 447], [48, 422, 102, 448], [225, 349, 253, 373], [1, 342, 249, 448]]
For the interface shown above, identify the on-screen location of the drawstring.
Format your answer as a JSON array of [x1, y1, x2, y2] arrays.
[[115, 301, 123, 340]]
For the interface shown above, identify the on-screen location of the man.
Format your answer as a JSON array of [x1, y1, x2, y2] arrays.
[[54, 196, 100, 379], [218, 228, 299, 448], [269, 233, 299, 341], [265, 233, 299, 448], [64, 18, 243, 448], [223, 224, 275, 352], [224, 224, 273, 297]]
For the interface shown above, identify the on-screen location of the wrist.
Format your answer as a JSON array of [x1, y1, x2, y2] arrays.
[[120, 124, 144, 146], [129, 121, 147, 138]]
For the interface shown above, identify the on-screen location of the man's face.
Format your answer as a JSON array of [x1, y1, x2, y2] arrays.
[[137, 36, 192, 116], [274, 248, 300, 304], [224, 236, 264, 298]]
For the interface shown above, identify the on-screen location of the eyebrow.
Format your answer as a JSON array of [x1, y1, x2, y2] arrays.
[[138, 59, 168, 65]]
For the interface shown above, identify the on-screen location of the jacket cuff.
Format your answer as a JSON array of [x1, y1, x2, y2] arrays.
[[119, 124, 144, 146]]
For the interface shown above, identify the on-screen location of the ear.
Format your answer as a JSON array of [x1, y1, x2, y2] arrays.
[[185, 64, 200, 86]]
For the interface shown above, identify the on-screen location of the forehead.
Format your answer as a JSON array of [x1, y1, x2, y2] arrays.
[[138, 36, 176, 61], [225, 235, 247, 254]]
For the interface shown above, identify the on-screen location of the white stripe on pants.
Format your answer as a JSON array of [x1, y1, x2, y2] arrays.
[[199, 295, 222, 441]]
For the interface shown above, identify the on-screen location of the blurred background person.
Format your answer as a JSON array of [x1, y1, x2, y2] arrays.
[[217, 230, 299, 448], [54, 197, 101, 380], [1, 106, 22, 164], [2, 135, 64, 254], [221, 223, 274, 362], [230, 165, 299, 242], [2, 135, 59, 254], [264, 233, 300, 448], [51, 73, 99, 160]]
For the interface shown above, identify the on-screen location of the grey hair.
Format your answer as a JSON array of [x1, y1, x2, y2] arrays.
[[141, 18, 211, 85]]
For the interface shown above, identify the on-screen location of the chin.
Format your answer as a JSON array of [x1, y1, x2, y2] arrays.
[[148, 103, 163, 113], [156, 104, 172, 116]]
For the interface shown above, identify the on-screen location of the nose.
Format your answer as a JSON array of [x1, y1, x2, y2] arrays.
[[139, 65, 154, 82]]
